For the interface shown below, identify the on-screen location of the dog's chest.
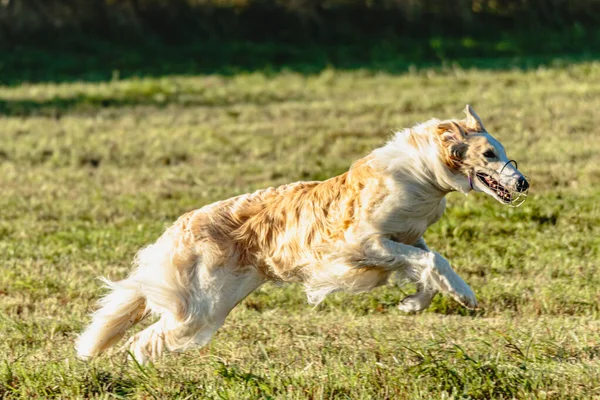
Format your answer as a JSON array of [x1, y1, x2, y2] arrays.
[[384, 216, 432, 244], [372, 195, 446, 244]]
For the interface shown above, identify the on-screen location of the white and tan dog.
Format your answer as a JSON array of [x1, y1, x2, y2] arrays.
[[76, 105, 529, 364]]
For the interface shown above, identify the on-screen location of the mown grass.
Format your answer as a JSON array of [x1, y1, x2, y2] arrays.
[[0, 59, 599, 398]]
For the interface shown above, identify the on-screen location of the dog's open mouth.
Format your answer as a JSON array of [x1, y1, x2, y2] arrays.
[[476, 172, 512, 203]]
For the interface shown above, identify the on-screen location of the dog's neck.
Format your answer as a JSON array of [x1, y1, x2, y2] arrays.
[[370, 120, 472, 198]]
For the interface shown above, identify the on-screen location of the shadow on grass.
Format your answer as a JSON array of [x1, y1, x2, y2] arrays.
[[0, 88, 307, 117], [0, 29, 599, 116], [2, 27, 600, 85]]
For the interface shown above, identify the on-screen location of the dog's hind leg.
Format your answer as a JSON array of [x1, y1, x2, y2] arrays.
[[124, 265, 264, 364]]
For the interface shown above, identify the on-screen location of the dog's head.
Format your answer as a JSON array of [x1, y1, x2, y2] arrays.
[[437, 105, 529, 206]]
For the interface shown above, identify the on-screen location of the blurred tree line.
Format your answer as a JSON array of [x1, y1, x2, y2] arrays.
[[1, 0, 599, 44], [1, 0, 598, 83]]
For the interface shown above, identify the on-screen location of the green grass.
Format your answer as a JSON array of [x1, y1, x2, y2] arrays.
[[1, 59, 599, 399]]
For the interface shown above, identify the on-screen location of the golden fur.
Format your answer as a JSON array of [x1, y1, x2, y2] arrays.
[[76, 105, 529, 363]]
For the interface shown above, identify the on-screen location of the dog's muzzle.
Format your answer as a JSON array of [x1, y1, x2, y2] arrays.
[[477, 160, 529, 207]]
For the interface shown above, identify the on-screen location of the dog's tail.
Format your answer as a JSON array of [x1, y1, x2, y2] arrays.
[[75, 277, 148, 360], [76, 223, 199, 360]]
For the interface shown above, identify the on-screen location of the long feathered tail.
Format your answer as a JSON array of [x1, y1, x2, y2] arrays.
[[75, 278, 148, 360]]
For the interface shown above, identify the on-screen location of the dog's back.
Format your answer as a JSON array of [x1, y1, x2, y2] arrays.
[[75, 159, 387, 361], [77, 106, 520, 364]]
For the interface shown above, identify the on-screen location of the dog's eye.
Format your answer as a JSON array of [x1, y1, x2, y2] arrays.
[[483, 150, 496, 159]]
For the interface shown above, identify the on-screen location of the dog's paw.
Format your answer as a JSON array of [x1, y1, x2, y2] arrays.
[[431, 253, 478, 310], [398, 295, 427, 313], [397, 290, 437, 313], [449, 285, 478, 310], [121, 335, 150, 365]]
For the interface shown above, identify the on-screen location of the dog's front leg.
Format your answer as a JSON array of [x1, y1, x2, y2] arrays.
[[358, 235, 477, 309]]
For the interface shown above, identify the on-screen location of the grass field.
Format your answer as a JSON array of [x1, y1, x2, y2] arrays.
[[1, 58, 599, 399]]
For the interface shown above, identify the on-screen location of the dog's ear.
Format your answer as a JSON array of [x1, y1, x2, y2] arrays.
[[464, 104, 485, 132], [437, 122, 468, 169], [437, 121, 466, 142]]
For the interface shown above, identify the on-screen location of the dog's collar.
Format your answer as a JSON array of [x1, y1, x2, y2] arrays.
[[468, 173, 474, 190]]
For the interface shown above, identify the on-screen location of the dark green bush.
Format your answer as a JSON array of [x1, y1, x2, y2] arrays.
[[1, 0, 600, 44]]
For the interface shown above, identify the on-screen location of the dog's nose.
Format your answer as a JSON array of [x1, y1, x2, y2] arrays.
[[516, 176, 529, 192]]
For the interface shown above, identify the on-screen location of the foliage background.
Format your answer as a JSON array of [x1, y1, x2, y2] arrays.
[[2, 0, 600, 42], [1, 0, 600, 85]]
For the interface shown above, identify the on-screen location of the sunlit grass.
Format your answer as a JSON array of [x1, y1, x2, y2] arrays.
[[1, 61, 599, 398]]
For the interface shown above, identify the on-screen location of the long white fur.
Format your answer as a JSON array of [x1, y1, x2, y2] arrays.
[[76, 106, 528, 364]]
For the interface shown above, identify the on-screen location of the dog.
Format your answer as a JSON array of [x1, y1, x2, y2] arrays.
[[76, 105, 529, 364]]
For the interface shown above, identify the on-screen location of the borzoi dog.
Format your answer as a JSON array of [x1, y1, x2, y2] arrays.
[[76, 105, 529, 363]]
